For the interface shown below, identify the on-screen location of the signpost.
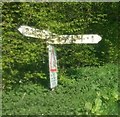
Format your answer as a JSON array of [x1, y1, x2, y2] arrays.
[[18, 25, 102, 90]]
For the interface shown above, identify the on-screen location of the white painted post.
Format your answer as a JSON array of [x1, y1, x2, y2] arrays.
[[18, 25, 102, 90], [48, 45, 58, 89]]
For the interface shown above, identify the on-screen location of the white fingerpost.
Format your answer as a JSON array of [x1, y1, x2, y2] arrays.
[[18, 25, 102, 90]]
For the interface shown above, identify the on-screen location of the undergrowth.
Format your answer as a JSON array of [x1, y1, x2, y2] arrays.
[[2, 64, 119, 115]]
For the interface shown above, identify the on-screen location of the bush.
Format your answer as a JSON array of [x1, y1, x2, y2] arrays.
[[2, 2, 118, 88], [2, 64, 118, 115], [2, 31, 48, 89]]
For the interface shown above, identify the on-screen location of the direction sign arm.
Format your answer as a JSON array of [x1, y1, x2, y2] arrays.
[[47, 34, 102, 44], [18, 25, 55, 40], [18, 25, 102, 44]]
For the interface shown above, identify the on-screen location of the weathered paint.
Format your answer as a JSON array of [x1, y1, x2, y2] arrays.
[[18, 25, 102, 44], [48, 45, 58, 89]]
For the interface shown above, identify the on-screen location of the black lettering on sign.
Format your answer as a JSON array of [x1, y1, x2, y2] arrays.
[[91, 35, 94, 42]]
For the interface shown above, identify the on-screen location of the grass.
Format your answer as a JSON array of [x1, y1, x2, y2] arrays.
[[2, 63, 119, 115]]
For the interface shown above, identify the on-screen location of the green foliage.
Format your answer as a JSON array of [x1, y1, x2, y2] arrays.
[[2, 64, 118, 115], [2, 3, 118, 88], [1, 2, 119, 116], [2, 31, 48, 89]]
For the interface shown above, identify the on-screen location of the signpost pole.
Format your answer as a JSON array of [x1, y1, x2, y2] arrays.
[[48, 45, 58, 90]]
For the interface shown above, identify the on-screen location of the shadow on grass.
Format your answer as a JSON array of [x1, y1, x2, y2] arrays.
[[31, 77, 50, 90]]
